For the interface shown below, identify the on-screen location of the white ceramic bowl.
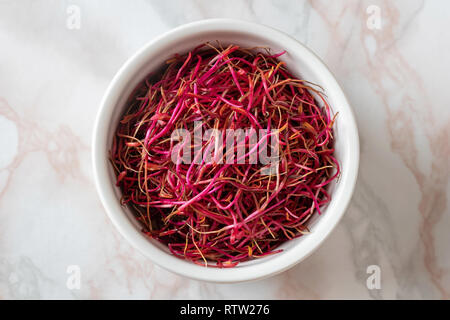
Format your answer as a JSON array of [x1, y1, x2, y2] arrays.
[[92, 19, 359, 283]]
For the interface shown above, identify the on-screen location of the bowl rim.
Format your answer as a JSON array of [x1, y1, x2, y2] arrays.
[[92, 18, 360, 283]]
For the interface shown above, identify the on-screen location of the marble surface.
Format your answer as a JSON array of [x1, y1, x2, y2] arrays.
[[0, 0, 449, 299]]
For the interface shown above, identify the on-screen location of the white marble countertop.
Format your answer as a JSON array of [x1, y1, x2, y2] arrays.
[[0, 0, 449, 299]]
